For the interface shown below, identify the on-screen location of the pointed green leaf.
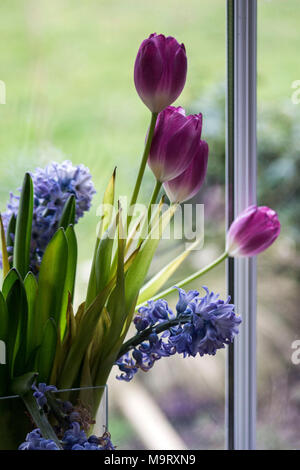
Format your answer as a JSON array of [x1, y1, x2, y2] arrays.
[[137, 238, 202, 305], [0, 291, 8, 343], [124, 204, 178, 313], [95, 218, 117, 294], [34, 229, 68, 350], [65, 226, 77, 300], [90, 307, 111, 380], [86, 168, 116, 309], [5, 277, 28, 378], [59, 225, 77, 337], [125, 212, 145, 255], [37, 318, 57, 383], [6, 213, 16, 249], [75, 301, 86, 327], [61, 294, 77, 354], [98, 167, 116, 238], [13, 173, 33, 279], [57, 279, 114, 389], [0, 214, 10, 278], [24, 272, 38, 364], [0, 290, 9, 392], [103, 206, 125, 349], [58, 195, 76, 230], [49, 330, 62, 385], [2, 268, 19, 299]]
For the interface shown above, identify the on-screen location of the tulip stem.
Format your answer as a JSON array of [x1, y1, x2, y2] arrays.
[[127, 112, 158, 229], [147, 179, 162, 224], [137, 251, 229, 307], [137, 179, 162, 245]]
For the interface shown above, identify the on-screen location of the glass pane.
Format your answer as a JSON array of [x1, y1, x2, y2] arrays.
[[0, 0, 226, 450], [257, 0, 300, 450]]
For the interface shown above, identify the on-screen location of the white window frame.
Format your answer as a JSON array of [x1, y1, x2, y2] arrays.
[[225, 0, 257, 450]]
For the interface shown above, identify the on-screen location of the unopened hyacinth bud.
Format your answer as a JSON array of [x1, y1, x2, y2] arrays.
[[226, 205, 280, 257], [148, 106, 203, 182], [134, 33, 187, 113], [163, 140, 209, 203]]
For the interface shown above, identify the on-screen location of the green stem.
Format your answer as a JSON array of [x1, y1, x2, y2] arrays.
[[127, 112, 158, 228], [138, 179, 162, 244], [138, 251, 229, 307], [147, 180, 162, 225], [118, 314, 191, 359]]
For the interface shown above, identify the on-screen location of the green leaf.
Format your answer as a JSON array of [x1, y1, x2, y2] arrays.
[[86, 168, 116, 309], [125, 212, 145, 256], [50, 293, 76, 384], [124, 203, 178, 314], [137, 238, 202, 305], [13, 173, 33, 279], [90, 307, 111, 381], [80, 348, 93, 388], [93, 301, 136, 393], [24, 272, 38, 364], [2, 268, 19, 299], [59, 225, 77, 337], [75, 301, 86, 327], [0, 290, 8, 343], [5, 277, 28, 378], [37, 318, 57, 383], [65, 226, 77, 300], [91, 209, 129, 389], [61, 294, 77, 354], [57, 279, 114, 389], [103, 206, 125, 350], [6, 213, 16, 249], [58, 195, 76, 230], [98, 167, 116, 238], [34, 229, 68, 350], [95, 218, 117, 294], [0, 214, 10, 278]]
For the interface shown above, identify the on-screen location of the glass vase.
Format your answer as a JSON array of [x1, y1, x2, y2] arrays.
[[0, 385, 108, 450]]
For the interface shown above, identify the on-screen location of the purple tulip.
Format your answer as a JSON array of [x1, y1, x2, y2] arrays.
[[226, 205, 281, 257], [134, 33, 187, 113], [148, 106, 203, 182], [163, 140, 209, 203]]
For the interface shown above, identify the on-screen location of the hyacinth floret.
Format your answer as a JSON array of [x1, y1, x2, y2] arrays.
[[32, 383, 58, 408]]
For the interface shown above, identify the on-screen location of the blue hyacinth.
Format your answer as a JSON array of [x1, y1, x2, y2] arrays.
[[19, 426, 115, 451], [1, 160, 96, 273], [19, 429, 60, 451], [116, 287, 241, 381]]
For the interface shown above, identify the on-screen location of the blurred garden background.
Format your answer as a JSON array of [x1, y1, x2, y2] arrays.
[[0, 0, 299, 449]]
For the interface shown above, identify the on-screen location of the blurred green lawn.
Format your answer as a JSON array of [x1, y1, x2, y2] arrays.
[[0, 0, 300, 268]]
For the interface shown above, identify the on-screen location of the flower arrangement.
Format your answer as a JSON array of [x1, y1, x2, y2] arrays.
[[0, 33, 280, 450]]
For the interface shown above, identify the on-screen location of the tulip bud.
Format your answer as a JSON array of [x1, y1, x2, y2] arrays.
[[134, 33, 187, 113], [148, 106, 203, 182], [163, 140, 209, 203], [226, 205, 280, 257]]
